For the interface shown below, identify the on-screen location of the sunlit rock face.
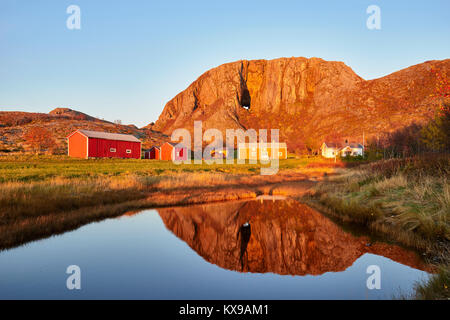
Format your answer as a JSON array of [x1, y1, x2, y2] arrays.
[[149, 57, 450, 152], [158, 199, 429, 275]]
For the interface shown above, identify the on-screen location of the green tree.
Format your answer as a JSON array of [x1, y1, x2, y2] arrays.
[[421, 117, 446, 151], [421, 102, 450, 152], [422, 68, 450, 152]]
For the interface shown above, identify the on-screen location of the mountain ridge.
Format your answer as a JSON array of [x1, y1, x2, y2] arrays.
[[149, 57, 450, 152]]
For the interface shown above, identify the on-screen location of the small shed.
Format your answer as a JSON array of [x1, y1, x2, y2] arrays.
[[67, 129, 141, 159], [160, 142, 188, 161], [144, 146, 161, 160]]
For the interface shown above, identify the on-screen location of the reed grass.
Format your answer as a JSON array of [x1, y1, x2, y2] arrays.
[[412, 266, 450, 300], [306, 154, 450, 256]]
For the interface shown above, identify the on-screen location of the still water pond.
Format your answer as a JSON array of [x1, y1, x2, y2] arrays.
[[0, 198, 430, 299]]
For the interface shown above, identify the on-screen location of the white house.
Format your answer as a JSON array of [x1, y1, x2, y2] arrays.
[[321, 142, 343, 158], [321, 142, 364, 158], [339, 143, 364, 157]]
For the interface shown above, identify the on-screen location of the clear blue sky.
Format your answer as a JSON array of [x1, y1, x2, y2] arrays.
[[1, 0, 449, 127]]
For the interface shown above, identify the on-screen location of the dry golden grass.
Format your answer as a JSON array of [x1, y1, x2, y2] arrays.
[[151, 172, 236, 190], [0, 174, 262, 251], [0, 176, 147, 223]]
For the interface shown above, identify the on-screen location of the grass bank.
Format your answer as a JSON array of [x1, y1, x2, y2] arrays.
[[304, 154, 450, 299], [305, 155, 449, 256]]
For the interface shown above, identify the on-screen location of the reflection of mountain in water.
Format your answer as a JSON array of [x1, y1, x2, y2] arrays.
[[157, 199, 430, 275]]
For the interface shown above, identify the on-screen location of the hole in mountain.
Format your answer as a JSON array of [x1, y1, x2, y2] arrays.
[[192, 94, 199, 111], [241, 88, 251, 110]]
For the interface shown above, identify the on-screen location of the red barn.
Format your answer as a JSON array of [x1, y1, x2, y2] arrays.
[[160, 142, 188, 161], [151, 147, 161, 159], [145, 146, 160, 159], [67, 129, 142, 159]]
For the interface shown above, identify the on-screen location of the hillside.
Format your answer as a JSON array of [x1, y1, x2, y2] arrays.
[[0, 108, 168, 154], [149, 57, 450, 152]]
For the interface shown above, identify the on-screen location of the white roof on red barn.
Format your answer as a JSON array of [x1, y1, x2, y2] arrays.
[[74, 129, 141, 143]]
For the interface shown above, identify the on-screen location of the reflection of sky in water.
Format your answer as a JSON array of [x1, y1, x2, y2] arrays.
[[0, 209, 430, 299]]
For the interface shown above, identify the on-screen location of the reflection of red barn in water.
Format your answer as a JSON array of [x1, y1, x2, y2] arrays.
[[160, 142, 188, 161]]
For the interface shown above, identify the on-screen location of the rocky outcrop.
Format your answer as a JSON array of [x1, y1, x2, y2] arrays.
[[150, 58, 450, 152], [48, 107, 99, 121], [157, 199, 430, 275]]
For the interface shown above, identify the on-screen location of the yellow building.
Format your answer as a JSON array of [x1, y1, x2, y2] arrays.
[[238, 142, 287, 160]]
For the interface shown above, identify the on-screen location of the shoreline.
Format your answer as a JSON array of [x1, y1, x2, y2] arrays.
[[0, 176, 316, 252], [1, 166, 445, 261]]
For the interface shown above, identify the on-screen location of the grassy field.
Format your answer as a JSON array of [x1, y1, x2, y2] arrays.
[[0, 154, 330, 182]]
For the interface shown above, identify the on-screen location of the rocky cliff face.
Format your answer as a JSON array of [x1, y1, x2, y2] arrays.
[[150, 58, 450, 152], [157, 199, 429, 275]]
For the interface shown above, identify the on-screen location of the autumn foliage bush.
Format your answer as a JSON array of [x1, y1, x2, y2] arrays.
[[22, 127, 56, 154]]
